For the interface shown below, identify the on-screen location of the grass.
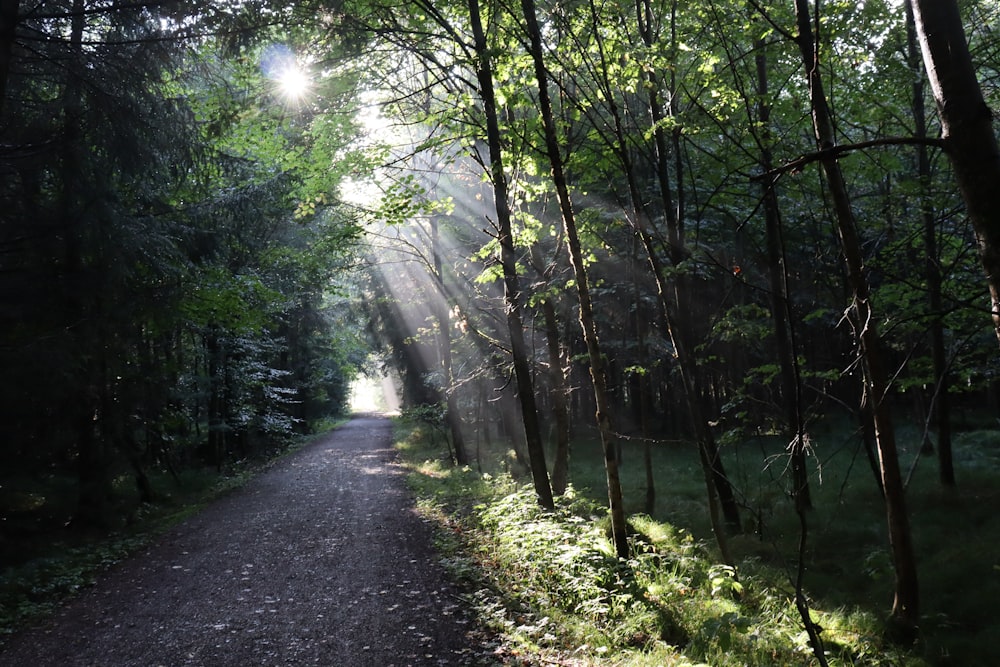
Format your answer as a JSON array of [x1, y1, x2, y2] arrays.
[[3, 414, 993, 664], [394, 414, 1000, 666]]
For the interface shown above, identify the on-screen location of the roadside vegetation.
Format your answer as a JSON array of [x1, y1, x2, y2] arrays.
[[395, 413, 1000, 666]]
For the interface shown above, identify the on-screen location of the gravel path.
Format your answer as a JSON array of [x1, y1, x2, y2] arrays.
[[0, 415, 498, 666]]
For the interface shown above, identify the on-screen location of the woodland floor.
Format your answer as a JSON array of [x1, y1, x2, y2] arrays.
[[0, 415, 501, 667]]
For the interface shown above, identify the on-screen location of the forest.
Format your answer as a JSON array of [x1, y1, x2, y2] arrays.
[[2, 0, 1000, 665]]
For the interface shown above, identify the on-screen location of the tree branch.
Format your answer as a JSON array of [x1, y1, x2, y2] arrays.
[[752, 136, 946, 182]]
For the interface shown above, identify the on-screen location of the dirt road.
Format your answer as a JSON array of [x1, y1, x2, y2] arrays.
[[0, 416, 498, 666]]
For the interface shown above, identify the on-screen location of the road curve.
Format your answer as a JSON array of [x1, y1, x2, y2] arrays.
[[0, 415, 495, 666]]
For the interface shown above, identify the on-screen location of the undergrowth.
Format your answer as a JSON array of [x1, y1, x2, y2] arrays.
[[395, 419, 929, 666]]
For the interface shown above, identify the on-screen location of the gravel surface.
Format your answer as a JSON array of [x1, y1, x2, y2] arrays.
[[0, 415, 500, 666]]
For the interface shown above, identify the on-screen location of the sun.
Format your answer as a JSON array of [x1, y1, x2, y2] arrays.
[[261, 44, 311, 104], [277, 63, 310, 101]]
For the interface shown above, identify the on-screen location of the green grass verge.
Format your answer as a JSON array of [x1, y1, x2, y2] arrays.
[[394, 418, 951, 666]]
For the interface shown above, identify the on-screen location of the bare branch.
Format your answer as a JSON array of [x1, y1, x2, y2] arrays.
[[752, 135, 946, 183]]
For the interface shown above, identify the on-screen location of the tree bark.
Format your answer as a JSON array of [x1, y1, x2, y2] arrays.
[[910, 0, 1000, 345], [468, 0, 553, 509], [60, 0, 114, 528], [755, 29, 822, 661], [793, 0, 919, 639], [906, 0, 954, 485], [630, 243, 655, 514], [754, 38, 812, 508], [520, 0, 628, 556], [369, 265, 441, 407], [205, 326, 228, 470], [541, 299, 571, 495]]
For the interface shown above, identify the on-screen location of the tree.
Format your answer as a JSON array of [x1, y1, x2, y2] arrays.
[[431, 213, 471, 465], [0, 0, 16, 113], [0, 0, 212, 525], [540, 0, 743, 549], [519, 0, 628, 556], [467, 0, 554, 508], [341, 0, 561, 504], [790, 0, 919, 640], [0, 0, 367, 528], [905, 0, 954, 486], [910, 0, 1000, 346]]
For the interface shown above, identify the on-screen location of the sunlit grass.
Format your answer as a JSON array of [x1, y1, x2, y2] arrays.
[[392, 415, 939, 666], [574, 423, 1000, 665]]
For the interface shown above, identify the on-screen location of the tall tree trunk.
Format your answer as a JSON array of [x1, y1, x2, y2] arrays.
[[541, 298, 571, 495], [906, 0, 954, 486], [753, 29, 823, 662], [754, 38, 812, 508], [526, 237, 570, 491], [633, 0, 741, 537], [633, 271, 655, 515], [520, 0, 628, 556], [468, 0, 553, 509], [61, 0, 112, 528], [498, 388, 531, 473], [205, 326, 227, 471], [793, 0, 919, 640], [370, 267, 440, 406], [910, 0, 1000, 345]]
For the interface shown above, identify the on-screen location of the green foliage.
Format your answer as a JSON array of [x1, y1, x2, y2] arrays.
[[0, 0, 370, 541], [6, 0, 1000, 661], [180, 268, 279, 333], [392, 421, 933, 666]]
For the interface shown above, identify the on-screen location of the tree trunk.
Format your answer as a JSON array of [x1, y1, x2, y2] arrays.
[[60, 0, 113, 529], [910, 0, 1000, 345], [752, 37, 824, 659], [754, 38, 812, 509], [632, 0, 741, 537], [631, 244, 655, 514], [906, 0, 954, 486], [541, 299, 571, 495], [205, 327, 228, 471], [793, 0, 919, 640], [129, 440, 156, 505], [468, 0, 553, 509], [520, 0, 628, 556], [498, 389, 530, 473], [860, 398, 886, 498], [73, 401, 113, 527], [370, 268, 440, 407]]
